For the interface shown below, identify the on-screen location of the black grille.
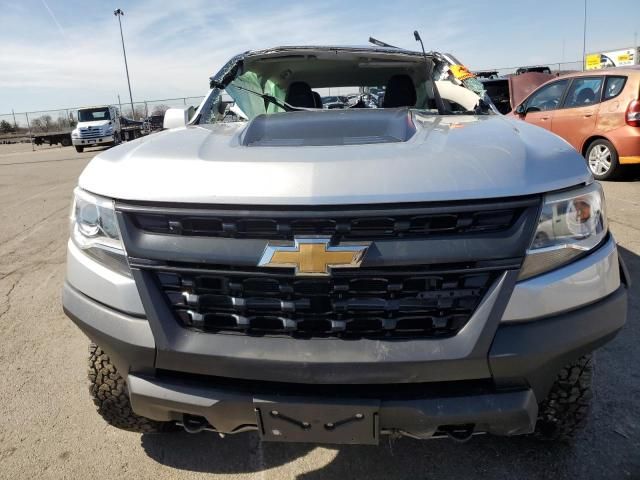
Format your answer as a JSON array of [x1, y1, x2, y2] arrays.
[[155, 268, 501, 339], [130, 208, 523, 240]]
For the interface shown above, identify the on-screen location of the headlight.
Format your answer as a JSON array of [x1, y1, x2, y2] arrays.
[[519, 182, 607, 280], [70, 187, 130, 276], [71, 130, 79, 138], [105, 125, 114, 133]]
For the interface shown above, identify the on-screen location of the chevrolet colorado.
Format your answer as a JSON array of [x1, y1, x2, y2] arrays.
[[62, 45, 628, 444]]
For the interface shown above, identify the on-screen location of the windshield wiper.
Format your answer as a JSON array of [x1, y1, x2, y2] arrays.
[[213, 81, 295, 112], [368, 37, 399, 49]]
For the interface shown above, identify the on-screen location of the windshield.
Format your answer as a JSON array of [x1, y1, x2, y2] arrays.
[[198, 48, 488, 123], [78, 108, 111, 122]]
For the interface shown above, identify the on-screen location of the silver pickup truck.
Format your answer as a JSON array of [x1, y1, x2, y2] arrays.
[[62, 45, 628, 445]]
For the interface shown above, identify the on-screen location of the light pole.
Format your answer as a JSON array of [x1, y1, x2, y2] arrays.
[[582, 0, 587, 71], [114, 9, 135, 119]]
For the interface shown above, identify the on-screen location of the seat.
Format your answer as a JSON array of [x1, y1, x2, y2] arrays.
[[312, 91, 323, 108], [286, 82, 316, 108], [383, 75, 417, 108], [575, 88, 595, 105]]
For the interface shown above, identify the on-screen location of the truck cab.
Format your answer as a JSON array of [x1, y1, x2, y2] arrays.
[[72, 105, 121, 153]]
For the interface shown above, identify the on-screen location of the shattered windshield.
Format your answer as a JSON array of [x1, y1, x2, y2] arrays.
[[198, 49, 489, 123]]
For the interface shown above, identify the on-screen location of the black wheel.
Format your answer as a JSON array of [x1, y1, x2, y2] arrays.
[[534, 355, 593, 441], [586, 139, 621, 180], [88, 343, 173, 433], [75, 146, 84, 153], [61, 136, 71, 147], [113, 132, 121, 146]]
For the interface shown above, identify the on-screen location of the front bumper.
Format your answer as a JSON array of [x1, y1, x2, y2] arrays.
[[127, 373, 538, 440], [62, 276, 627, 439], [72, 135, 114, 146]]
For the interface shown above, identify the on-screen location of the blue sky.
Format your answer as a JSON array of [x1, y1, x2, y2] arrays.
[[0, 0, 638, 113]]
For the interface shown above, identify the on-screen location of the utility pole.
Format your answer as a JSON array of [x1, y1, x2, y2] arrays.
[[114, 9, 135, 119], [25, 112, 34, 152], [582, 0, 588, 71], [11, 109, 18, 141]]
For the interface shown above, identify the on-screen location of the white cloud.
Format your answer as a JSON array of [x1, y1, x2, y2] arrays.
[[1, 0, 475, 112]]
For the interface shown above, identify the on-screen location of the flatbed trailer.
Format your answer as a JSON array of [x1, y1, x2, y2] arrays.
[[32, 131, 72, 147], [121, 125, 145, 141], [31, 124, 145, 148]]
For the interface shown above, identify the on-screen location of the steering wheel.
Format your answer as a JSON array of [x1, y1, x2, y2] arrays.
[[538, 99, 557, 111]]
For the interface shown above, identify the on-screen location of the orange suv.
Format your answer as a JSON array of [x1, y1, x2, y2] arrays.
[[512, 67, 640, 180]]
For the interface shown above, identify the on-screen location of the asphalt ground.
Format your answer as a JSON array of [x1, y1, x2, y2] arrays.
[[0, 143, 638, 479]]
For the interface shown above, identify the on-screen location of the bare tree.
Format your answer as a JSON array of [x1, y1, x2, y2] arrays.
[[122, 106, 146, 120], [31, 115, 54, 132], [56, 115, 71, 130], [30, 118, 44, 132], [150, 104, 170, 116]]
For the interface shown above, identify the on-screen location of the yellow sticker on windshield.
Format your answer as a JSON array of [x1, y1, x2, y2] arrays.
[[450, 64, 475, 81]]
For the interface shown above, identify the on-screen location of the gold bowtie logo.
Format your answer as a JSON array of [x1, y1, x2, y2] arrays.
[[258, 237, 370, 276]]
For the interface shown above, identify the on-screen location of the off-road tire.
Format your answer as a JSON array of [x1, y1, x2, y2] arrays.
[[88, 343, 171, 433], [75, 145, 84, 153], [534, 354, 593, 441]]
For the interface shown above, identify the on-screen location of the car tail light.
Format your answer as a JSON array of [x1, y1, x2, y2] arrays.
[[626, 99, 640, 127]]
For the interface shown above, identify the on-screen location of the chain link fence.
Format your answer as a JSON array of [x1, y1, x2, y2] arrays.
[[0, 96, 204, 144]]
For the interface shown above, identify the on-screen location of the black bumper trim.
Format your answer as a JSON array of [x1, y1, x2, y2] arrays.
[[128, 374, 538, 439], [489, 286, 627, 398], [62, 282, 156, 374]]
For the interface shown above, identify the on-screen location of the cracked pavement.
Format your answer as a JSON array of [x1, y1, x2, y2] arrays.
[[0, 144, 638, 479]]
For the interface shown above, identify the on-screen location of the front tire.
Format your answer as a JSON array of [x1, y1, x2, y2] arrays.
[[88, 343, 172, 433], [75, 146, 84, 153], [586, 139, 621, 180], [534, 355, 593, 441]]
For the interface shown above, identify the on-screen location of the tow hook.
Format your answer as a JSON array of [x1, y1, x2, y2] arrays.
[[180, 414, 214, 434], [440, 424, 475, 443]]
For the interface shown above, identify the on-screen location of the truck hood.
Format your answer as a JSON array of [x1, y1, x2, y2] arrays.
[[79, 112, 591, 205], [77, 120, 111, 129]]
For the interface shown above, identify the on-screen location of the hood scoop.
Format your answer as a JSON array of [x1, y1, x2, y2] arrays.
[[241, 108, 416, 147]]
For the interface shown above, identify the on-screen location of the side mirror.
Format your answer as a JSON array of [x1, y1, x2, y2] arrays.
[[163, 107, 190, 129], [515, 103, 526, 115]]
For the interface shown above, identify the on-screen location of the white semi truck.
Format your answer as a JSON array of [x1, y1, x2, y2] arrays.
[[71, 105, 122, 153]]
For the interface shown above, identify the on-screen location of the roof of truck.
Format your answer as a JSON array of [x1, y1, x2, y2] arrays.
[[244, 45, 427, 58], [77, 105, 115, 110]]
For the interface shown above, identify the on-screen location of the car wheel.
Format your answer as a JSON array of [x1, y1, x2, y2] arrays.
[[586, 139, 621, 180], [61, 137, 71, 147], [75, 146, 84, 153], [88, 343, 175, 433], [534, 354, 593, 441]]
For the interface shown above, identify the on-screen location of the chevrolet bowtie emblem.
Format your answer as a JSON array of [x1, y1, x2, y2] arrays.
[[258, 237, 370, 276]]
